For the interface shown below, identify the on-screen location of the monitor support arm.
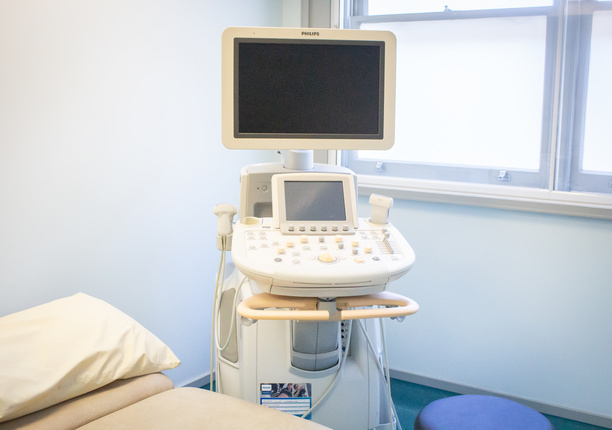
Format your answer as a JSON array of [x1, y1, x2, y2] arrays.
[[280, 150, 314, 171]]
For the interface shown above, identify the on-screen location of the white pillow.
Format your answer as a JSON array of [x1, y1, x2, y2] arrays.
[[0, 293, 180, 422]]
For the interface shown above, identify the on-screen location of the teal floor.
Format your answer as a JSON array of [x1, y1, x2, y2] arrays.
[[203, 379, 607, 429], [389, 378, 608, 430]]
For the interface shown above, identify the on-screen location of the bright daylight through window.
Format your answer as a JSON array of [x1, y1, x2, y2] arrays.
[[340, 0, 612, 218]]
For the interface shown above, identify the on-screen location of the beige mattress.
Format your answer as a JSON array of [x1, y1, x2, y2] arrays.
[[80, 387, 330, 430], [0, 373, 174, 430], [0, 373, 330, 430]]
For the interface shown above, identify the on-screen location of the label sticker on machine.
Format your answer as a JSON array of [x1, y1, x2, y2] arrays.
[[260, 383, 312, 419]]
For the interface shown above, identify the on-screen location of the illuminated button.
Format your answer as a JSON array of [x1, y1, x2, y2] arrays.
[[277, 247, 285, 254], [335, 235, 343, 243], [353, 257, 365, 263], [364, 247, 372, 254], [318, 253, 338, 263], [300, 235, 308, 243], [351, 240, 359, 247], [286, 241, 294, 248]]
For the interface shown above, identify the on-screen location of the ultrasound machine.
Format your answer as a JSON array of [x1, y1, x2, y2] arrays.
[[212, 27, 419, 430]]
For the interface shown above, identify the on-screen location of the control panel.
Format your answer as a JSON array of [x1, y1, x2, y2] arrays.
[[230, 217, 415, 298]]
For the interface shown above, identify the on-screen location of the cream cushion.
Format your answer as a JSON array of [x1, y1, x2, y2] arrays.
[[0, 293, 180, 422]]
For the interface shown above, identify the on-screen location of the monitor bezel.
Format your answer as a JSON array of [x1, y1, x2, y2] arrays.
[[221, 27, 396, 151], [272, 173, 359, 235]]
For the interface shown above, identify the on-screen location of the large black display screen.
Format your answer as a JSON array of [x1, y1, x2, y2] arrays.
[[236, 40, 384, 139]]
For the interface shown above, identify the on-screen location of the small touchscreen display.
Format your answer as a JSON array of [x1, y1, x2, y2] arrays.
[[284, 181, 346, 222]]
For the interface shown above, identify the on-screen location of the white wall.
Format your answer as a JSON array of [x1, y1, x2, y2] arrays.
[[358, 197, 612, 419], [0, 0, 283, 386]]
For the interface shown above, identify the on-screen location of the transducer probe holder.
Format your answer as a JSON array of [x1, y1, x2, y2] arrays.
[[368, 194, 394, 225]]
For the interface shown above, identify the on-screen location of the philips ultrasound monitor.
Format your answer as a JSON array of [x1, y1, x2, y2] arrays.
[[221, 27, 396, 150]]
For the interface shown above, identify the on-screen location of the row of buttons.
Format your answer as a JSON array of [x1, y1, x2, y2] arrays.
[[245, 230, 401, 253], [246, 234, 375, 253], [271, 253, 382, 264], [286, 224, 351, 233], [248, 242, 371, 254]]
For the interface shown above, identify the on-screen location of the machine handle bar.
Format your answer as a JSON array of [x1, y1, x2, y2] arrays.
[[236, 291, 419, 321]]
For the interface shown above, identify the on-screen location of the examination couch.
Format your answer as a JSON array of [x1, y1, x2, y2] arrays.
[[0, 293, 329, 430]]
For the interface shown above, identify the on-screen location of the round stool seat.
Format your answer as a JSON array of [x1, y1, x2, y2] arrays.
[[414, 395, 554, 430]]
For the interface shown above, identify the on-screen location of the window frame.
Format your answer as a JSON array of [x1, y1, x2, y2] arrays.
[[559, 3, 612, 194], [336, 0, 612, 219]]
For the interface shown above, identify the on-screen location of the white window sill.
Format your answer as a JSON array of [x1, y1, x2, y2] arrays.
[[357, 175, 612, 219]]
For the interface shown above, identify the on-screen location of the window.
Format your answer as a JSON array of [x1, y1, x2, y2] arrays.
[[340, 0, 612, 218]]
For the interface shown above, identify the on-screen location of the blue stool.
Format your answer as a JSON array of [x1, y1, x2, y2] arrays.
[[414, 395, 554, 429]]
